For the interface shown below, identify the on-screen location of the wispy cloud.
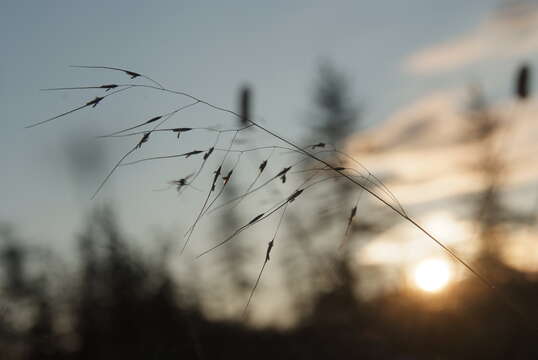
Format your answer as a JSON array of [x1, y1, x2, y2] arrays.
[[404, 1, 538, 74], [350, 87, 538, 272], [347, 86, 538, 206]]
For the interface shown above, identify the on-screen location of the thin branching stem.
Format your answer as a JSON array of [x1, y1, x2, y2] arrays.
[[69, 65, 166, 89], [181, 129, 242, 255], [243, 202, 289, 318]]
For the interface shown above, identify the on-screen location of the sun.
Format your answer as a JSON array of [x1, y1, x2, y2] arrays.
[[413, 258, 452, 292]]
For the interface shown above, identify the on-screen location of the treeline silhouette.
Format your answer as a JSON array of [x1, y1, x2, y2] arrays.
[[1, 204, 537, 359]]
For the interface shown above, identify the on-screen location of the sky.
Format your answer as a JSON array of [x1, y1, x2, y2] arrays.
[[2, 0, 538, 265]]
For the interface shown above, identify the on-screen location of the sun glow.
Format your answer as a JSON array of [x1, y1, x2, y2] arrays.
[[413, 258, 452, 292]]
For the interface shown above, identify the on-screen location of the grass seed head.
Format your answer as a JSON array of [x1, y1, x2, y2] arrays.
[[249, 213, 265, 225], [204, 147, 214, 160], [259, 160, 268, 173], [100, 84, 118, 91], [136, 132, 150, 149], [86, 96, 104, 108]]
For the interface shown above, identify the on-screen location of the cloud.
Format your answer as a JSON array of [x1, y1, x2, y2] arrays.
[[347, 86, 538, 206], [404, 1, 538, 74], [349, 88, 538, 272]]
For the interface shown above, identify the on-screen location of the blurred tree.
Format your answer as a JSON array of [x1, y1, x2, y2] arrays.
[[308, 62, 360, 147], [27, 283, 57, 360], [303, 62, 368, 248], [0, 226, 28, 297], [467, 85, 506, 261], [284, 62, 368, 330], [217, 181, 252, 315], [466, 84, 529, 270]]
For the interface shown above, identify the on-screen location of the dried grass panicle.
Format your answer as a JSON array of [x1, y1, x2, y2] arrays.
[[33, 66, 434, 253], [32, 65, 536, 328], [32, 68, 423, 255]]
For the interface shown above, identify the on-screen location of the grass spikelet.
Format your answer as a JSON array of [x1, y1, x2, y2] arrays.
[[340, 184, 365, 250], [136, 132, 150, 149]]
